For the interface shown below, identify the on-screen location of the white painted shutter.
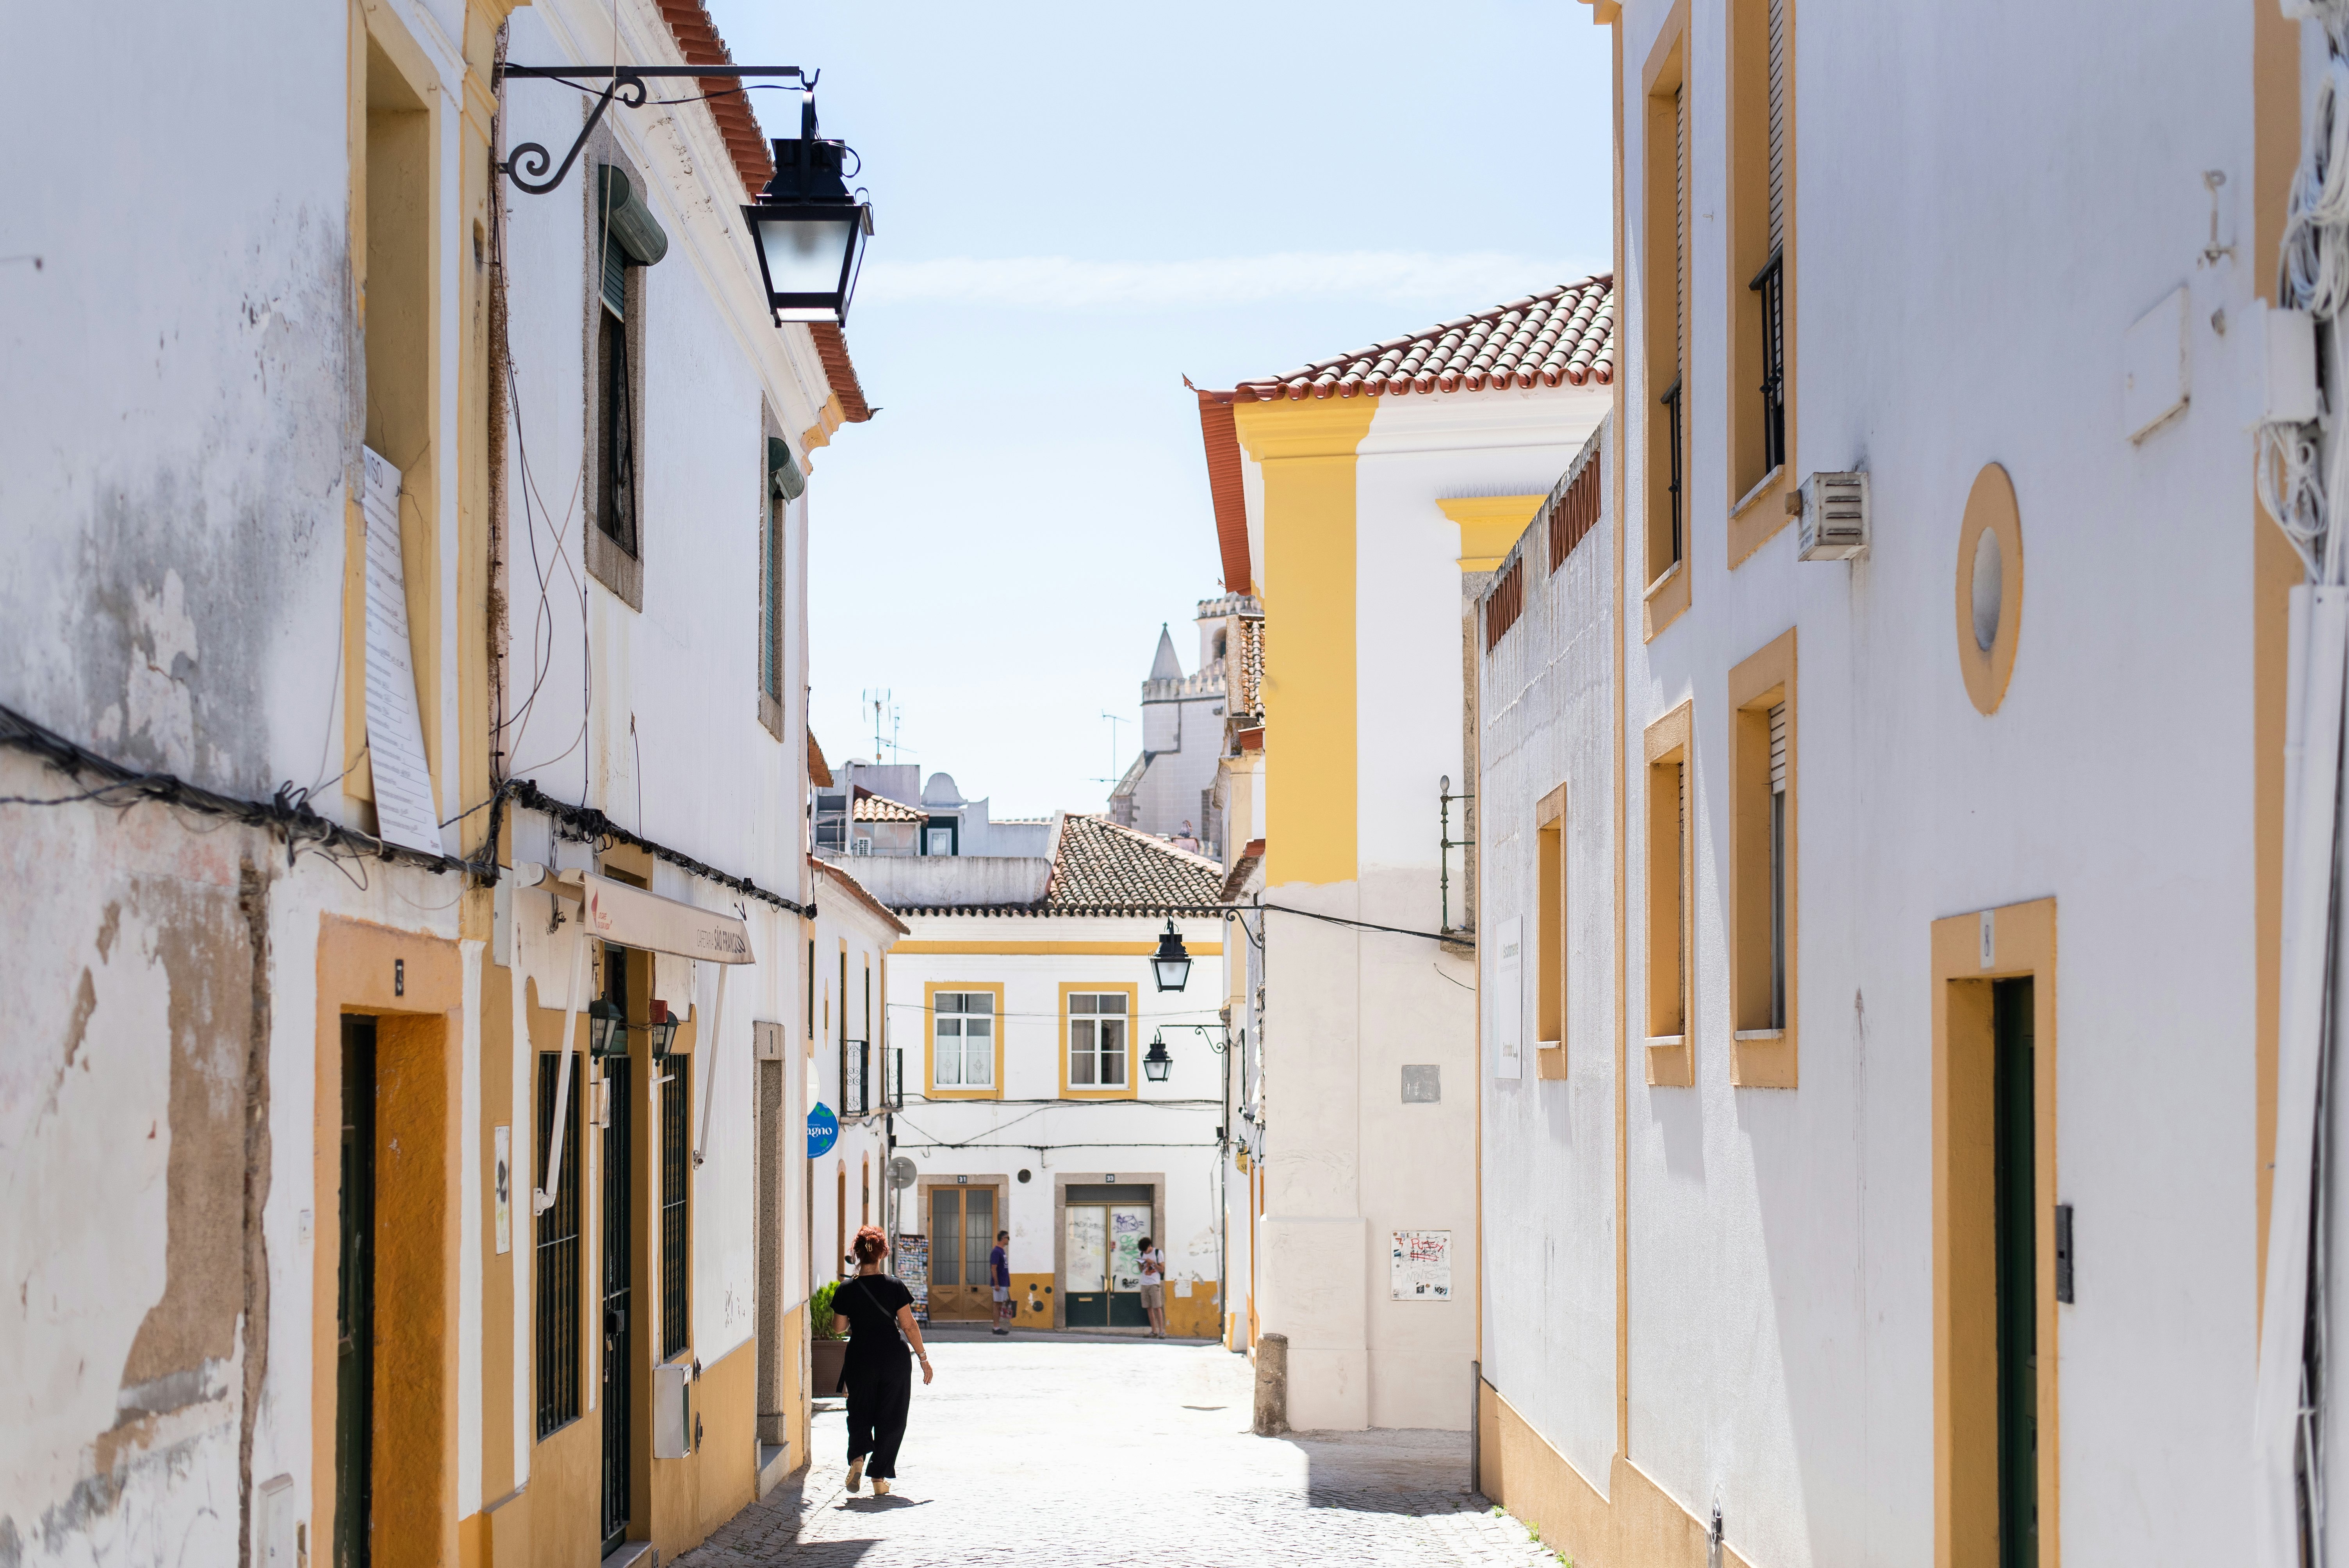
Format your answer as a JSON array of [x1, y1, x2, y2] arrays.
[[1675, 86, 1688, 375], [1768, 702, 1789, 794]]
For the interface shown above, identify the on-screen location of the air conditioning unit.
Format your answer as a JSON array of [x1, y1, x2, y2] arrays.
[[1794, 471, 1869, 560], [851, 836, 873, 856]]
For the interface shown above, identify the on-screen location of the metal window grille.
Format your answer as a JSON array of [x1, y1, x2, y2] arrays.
[[843, 1039, 868, 1118], [661, 1061, 689, 1360], [1483, 557, 1525, 651], [1548, 454, 1603, 574], [761, 494, 783, 701], [1751, 252, 1787, 474], [1661, 377, 1686, 565], [534, 1055, 581, 1436]]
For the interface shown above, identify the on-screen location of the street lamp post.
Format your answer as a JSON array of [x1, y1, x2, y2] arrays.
[[743, 91, 872, 326]]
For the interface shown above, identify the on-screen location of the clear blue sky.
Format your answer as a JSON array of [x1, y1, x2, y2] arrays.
[[705, 0, 1615, 815]]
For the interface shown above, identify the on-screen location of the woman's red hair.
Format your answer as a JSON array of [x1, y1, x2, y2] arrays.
[[852, 1226, 889, 1265]]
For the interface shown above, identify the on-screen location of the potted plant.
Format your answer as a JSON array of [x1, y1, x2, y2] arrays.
[[809, 1280, 848, 1396]]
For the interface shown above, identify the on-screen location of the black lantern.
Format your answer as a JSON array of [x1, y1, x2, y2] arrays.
[[1151, 918, 1192, 992], [1143, 1032, 1174, 1083], [588, 999, 625, 1057], [646, 1000, 681, 1058], [742, 90, 872, 326]]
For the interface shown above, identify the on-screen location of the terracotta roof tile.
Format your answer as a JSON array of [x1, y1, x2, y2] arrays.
[[1234, 276, 1614, 403], [891, 814, 1225, 918], [852, 789, 921, 823]]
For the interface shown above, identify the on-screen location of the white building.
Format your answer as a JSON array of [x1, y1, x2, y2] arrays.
[[1192, 280, 1615, 1429], [0, 0, 868, 1560], [1109, 596, 1260, 855], [1471, 2, 2327, 1564], [875, 813, 1230, 1335], [806, 857, 908, 1285]]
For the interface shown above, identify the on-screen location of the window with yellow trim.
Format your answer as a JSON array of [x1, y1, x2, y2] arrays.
[[1730, 631, 1797, 1086], [1644, 703, 1694, 1086], [1067, 992, 1130, 1089], [1535, 784, 1568, 1079], [931, 991, 996, 1090], [1728, 0, 1793, 515], [1643, 26, 1691, 590]]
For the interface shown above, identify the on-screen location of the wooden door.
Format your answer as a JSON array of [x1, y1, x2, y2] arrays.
[[926, 1186, 998, 1319]]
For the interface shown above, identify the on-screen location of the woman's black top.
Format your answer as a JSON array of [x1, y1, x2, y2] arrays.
[[836, 1273, 914, 1385]]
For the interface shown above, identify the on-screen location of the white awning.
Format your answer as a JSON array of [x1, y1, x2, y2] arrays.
[[523, 864, 755, 964]]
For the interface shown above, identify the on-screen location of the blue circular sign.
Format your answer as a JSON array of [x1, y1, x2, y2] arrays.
[[806, 1102, 839, 1159]]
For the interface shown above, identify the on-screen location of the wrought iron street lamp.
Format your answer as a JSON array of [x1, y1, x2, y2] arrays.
[[1143, 1032, 1174, 1083], [588, 999, 625, 1057], [743, 90, 872, 326], [1151, 919, 1193, 992]]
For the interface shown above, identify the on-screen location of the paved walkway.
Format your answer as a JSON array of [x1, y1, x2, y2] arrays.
[[682, 1327, 1559, 1567]]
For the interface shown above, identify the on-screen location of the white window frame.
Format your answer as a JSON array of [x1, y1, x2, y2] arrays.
[[1066, 992, 1129, 1088], [932, 992, 994, 1089]]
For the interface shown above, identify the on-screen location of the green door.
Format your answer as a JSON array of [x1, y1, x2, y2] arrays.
[[1063, 1190, 1151, 1328], [335, 1017, 376, 1568]]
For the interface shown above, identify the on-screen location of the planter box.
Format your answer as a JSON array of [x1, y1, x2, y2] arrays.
[[811, 1336, 847, 1397]]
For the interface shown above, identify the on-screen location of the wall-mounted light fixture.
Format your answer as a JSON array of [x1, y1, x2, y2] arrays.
[[588, 998, 626, 1058], [1143, 1032, 1174, 1083], [1152, 919, 1193, 992], [743, 90, 872, 325]]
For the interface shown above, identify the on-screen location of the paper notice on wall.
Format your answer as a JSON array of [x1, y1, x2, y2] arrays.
[[1494, 915, 1523, 1079], [1391, 1230, 1453, 1301], [360, 448, 443, 853]]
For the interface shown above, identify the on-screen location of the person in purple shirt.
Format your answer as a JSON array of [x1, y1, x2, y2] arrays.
[[989, 1230, 1012, 1335]]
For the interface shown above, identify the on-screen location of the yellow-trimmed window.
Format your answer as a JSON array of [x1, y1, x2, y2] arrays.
[[1727, 0, 1796, 559], [1730, 631, 1797, 1086], [1641, 4, 1694, 636], [924, 982, 1005, 1100], [1060, 981, 1141, 1100], [1536, 784, 1568, 1080], [1645, 702, 1694, 1085]]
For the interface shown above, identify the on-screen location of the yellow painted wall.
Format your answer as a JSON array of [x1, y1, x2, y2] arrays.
[[649, 1340, 757, 1561], [1164, 1283, 1222, 1339], [1232, 398, 1378, 887], [1009, 1271, 1057, 1327], [1481, 1381, 1754, 1568]]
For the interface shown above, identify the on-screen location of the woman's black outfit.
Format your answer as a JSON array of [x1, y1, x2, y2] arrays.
[[835, 1272, 915, 1478]]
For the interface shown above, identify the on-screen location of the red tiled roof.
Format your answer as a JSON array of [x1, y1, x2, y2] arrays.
[[653, 1, 872, 426], [852, 789, 921, 823], [890, 814, 1226, 918], [808, 323, 873, 424], [1194, 388, 1249, 595], [1234, 276, 1614, 403], [807, 730, 833, 788]]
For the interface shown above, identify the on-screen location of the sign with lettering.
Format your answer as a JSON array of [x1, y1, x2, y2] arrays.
[[1391, 1230, 1453, 1301], [806, 1102, 839, 1159]]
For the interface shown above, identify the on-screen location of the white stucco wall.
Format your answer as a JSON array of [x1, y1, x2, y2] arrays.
[[1574, 2, 2277, 1562], [1476, 424, 1618, 1493]]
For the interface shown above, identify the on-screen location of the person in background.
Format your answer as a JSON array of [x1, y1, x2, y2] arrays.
[[833, 1226, 932, 1496], [989, 1229, 1013, 1335], [1137, 1236, 1168, 1338], [1169, 820, 1202, 853]]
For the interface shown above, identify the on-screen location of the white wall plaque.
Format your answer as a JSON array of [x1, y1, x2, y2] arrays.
[[360, 448, 444, 852], [1391, 1229, 1453, 1301]]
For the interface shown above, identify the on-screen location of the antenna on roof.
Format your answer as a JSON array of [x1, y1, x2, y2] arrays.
[[862, 688, 902, 763], [1093, 712, 1129, 787]]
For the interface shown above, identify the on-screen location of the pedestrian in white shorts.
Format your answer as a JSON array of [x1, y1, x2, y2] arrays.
[[1138, 1238, 1168, 1338]]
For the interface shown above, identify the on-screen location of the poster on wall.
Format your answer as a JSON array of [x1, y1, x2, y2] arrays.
[[1391, 1231, 1453, 1300], [895, 1232, 930, 1321], [1494, 915, 1523, 1079]]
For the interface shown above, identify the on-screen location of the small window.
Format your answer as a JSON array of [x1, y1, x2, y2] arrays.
[[1068, 992, 1129, 1088], [594, 299, 637, 557], [933, 993, 994, 1089], [535, 1054, 581, 1435], [924, 825, 956, 857], [659, 1058, 689, 1359], [1535, 785, 1567, 1078], [1644, 703, 1694, 1086], [1731, 631, 1797, 1085]]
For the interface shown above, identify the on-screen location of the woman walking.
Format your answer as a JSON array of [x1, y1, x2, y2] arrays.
[[832, 1226, 932, 1495]]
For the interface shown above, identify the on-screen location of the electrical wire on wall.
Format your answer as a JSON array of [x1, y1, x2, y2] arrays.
[[2256, 8, 2349, 1563]]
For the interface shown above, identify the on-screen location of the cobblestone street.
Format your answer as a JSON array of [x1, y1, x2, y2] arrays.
[[682, 1329, 1559, 1568]]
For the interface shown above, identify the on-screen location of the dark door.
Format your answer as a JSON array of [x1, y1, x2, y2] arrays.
[[601, 1053, 634, 1556], [335, 1017, 376, 1568], [1062, 1187, 1151, 1328], [1993, 978, 2037, 1568]]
